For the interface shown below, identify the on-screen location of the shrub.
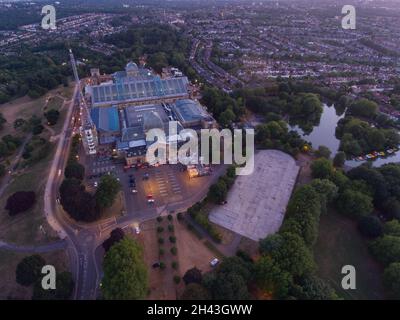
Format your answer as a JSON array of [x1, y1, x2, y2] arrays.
[[172, 261, 179, 270], [16, 255, 46, 286], [158, 238, 164, 245], [159, 262, 166, 270], [177, 212, 184, 221], [169, 236, 176, 243], [157, 216, 163, 223], [168, 225, 174, 232], [157, 226, 164, 233], [170, 247, 177, 255], [159, 248, 165, 256], [173, 275, 181, 284], [5, 191, 36, 216], [167, 214, 173, 221], [358, 216, 383, 238]]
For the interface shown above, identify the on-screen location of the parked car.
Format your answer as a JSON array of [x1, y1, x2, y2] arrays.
[[210, 258, 219, 267]]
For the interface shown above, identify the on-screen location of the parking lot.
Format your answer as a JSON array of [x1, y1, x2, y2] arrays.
[[209, 150, 300, 241], [84, 153, 220, 220]]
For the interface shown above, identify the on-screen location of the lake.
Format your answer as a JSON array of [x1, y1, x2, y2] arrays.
[[291, 104, 400, 168]]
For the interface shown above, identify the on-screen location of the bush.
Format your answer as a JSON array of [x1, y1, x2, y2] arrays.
[[172, 261, 179, 270], [159, 248, 165, 256], [159, 262, 166, 270], [170, 247, 177, 255], [169, 236, 176, 243], [16, 255, 46, 286], [177, 212, 184, 221], [168, 225, 174, 232], [358, 216, 383, 238], [5, 191, 36, 216], [167, 214, 173, 221], [173, 275, 181, 284], [157, 226, 164, 233], [157, 216, 163, 223], [158, 238, 164, 245]]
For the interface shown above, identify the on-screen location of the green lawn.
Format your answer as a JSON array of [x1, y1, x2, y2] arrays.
[[314, 209, 385, 300], [0, 143, 59, 245]]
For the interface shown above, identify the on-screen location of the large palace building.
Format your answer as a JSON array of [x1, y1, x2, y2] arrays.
[[85, 62, 216, 166]]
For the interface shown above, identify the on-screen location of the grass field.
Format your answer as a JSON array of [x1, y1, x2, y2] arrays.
[[0, 249, 69, 300], [314, 209, 385, 300], [0, 83, 75, 245], [0, 144, 59, 245]]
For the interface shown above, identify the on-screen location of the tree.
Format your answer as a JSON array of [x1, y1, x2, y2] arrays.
[[358, 216, 383, 238], [180, 283, 211, 300], [348, 98, 378, 119], [183, 267, 203, 285], [102, 237, 148, 300], [255, 255, 292, 299], [259, 232, 315, 277], [218, 108, 236, 127], [44, 109, 60, 126], [0, 164, 6, 177], [208, 179, 228, 204], [16, 255, 46, 286], [310, 158, 334, 179], [310, 179, 339, 204], [336, 189, 373, 219], [203, 257, 253, 300], [333, 151, 346, 167], [293, 274, 337, 300], [370, 235, 400, 266], [59, 178, 99, 222], [281, 185, 322, 246], [384, 220, 400, 237], [95, 175, 121, 209], [315, 145, 331, 159], [383, 262, 400, 299], [5, 191, 36, 216], [64, 161, 85, 180], [102, 228, 125, 252], [32, 271, 74, 300], [0, 113, 6, 130]]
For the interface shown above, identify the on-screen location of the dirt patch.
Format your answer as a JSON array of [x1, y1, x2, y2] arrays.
[[295, 152, 315, 186], [175, 220, 214, 279], [0, 249, 69, 300]]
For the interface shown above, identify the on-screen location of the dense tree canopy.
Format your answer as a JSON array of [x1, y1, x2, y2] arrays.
[[102, 228, 125, 252], [64, 161, 85, 180], [95, 175, 121, 209], [336, 189, 373, 219], [59, 178, 99, 222], [102, 237, 148, 300], [203, 257, 253, 300], [5, 191, 36, 216], [16, 255, 46, 286]]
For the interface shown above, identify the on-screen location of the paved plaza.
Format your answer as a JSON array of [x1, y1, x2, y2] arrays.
[[209, 150, 299, 241]]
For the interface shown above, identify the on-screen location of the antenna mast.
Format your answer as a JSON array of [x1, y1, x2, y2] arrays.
[[69, 49, 97, 155]]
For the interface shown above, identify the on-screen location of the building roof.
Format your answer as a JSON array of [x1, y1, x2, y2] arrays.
[[89, 76, 189, 107], [90, 106, 120, 132], [172, 99, 213, 124]]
